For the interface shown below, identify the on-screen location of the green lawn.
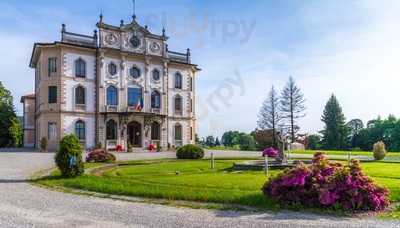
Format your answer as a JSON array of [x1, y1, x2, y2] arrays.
[[36, 158, 400, 212], [291, 150, 400, 160]]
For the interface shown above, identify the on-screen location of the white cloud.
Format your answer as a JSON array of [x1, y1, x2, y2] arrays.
[[196, 1, 400, 137]]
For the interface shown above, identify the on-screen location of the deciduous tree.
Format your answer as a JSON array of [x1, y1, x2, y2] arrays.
[[280, 76, 306, 142], [0, 81, 21, 147], [257, 85, 281, 147]]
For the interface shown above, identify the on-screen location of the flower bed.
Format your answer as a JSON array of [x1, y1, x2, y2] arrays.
[[86, 149, 116, 163], [263, 152, 390, 211]]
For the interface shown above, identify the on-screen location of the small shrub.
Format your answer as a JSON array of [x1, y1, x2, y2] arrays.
[[127, 143, 133, 152], [40, 137, 48, 152], [95, 142, 102, 149], [373, 141, 386, 160], [176, 144, 204, 159], [86, 149, 116, 163], [157, 141, 161, 152], [148, 144, 156, 151], [55, 134, 84, 177], [263, 152, 390, 211]]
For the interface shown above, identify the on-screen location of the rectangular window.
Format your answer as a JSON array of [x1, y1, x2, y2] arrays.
[[48, 86, 57, 104], [48, 57, 57, 76], [175, 125, 182, 141], [48, 122, 57, 140], [190, 127, 193, 140], [128, 87, 142, 107]]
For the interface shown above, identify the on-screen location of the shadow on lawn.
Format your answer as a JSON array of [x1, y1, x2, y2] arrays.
[[0, 179, 31, 183]]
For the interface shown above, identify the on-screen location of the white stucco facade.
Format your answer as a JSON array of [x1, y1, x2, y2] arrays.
[[27, 14, 199, 151], [63, 115, 95, 148]]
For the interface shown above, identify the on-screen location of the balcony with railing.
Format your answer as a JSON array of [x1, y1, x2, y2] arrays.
[[166, 45, 191, 64], [102, 105, 166, 116], [61, 24, 97, 48]]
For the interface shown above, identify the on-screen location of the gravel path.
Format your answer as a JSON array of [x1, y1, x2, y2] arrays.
[[0, 150, 399, 228]]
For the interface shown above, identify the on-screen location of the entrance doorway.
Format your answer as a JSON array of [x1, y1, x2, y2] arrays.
[[127, 121, 142, 147]]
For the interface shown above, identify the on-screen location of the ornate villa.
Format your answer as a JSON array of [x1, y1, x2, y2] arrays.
[[21, 13, 200, 151]]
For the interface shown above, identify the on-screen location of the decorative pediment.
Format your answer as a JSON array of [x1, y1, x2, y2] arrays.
[[98, 18, 167, 56], [120, 20, 151, 36]]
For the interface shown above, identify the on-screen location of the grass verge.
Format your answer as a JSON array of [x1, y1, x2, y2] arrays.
[[34, 158, 400, 217]]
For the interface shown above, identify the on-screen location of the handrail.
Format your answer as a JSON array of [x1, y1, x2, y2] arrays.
[[63, 31, 95, 39], [167, 50, 187, 56]]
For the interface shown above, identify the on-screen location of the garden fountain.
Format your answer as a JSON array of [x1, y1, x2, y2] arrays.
[[233, 131, 311, 171]]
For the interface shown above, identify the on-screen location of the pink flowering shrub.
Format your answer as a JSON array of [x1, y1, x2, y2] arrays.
[[262, 152, 390, 211], [262, 147, 278, 157]]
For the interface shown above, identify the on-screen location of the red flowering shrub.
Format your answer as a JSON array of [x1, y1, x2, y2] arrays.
[[263, 152, 390, 211], [148, 144, 156, 151], [115, 145, 123, 152], [86, 149, 116, 163]]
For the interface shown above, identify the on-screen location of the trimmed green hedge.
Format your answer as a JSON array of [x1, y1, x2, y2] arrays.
[[176, 144, 204, 159]]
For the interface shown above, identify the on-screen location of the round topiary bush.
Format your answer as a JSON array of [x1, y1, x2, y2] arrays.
[[176, 144, 204, 159], [86, 149, 116, 163], [263, 152, 390, 211], [55, 134, 84, 177], [373, 141, 386, 160]]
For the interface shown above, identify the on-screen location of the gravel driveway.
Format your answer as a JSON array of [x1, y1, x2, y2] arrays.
[[0, 150, 399, 228]]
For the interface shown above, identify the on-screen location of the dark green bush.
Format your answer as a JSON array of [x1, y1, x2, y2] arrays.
[[55, 134, 84, 177], [40, 137, 48, 152], [176, 144, 204, 159]]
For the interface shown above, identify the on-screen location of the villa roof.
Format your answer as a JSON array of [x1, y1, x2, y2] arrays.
[[20, 93, 35, 103], [96, 15, 168, 41]]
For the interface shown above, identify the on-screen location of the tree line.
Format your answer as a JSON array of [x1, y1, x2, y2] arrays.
[[311, 94, 400, 152], [0, 81, 22, 148]]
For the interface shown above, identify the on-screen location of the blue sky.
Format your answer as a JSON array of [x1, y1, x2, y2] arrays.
[[1, 0, 400, 138]]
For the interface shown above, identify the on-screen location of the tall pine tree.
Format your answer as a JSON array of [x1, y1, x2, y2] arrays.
[[280, 76, 306, 142], [321, 94, 348, 150], [257, 86, 281, 147]]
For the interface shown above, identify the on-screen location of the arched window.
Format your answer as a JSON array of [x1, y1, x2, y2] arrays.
[[107, 86, 118, 106], [174, 72, 182, 89], [151, 90, 161, 109], [108, 62, 117, 76], [174, 95, 182, 114], [151, 121, 160, 140], [106, 119, 117, 140], [75, 120, 85, 140], [174, 123, 182, 141], [75, 58, 86, 78], [75, 86, 85, 105], [129, 66, 141, 79], [152, 69, 160, 81]]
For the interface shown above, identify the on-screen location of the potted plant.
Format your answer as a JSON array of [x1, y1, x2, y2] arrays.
[[127, 143, 133, 153], [148, 143, 156, 152], [40, 137, 48, 152]]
